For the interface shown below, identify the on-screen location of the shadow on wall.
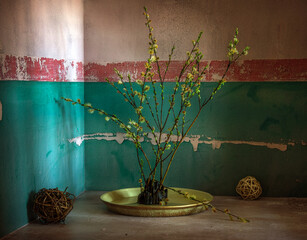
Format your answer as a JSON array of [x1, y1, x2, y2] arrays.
[[0, 81, 85, 238], [27, 191, 36, 222]]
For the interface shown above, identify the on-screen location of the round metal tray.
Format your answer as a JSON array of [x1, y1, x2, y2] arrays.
[[100, 187, 213, 217]]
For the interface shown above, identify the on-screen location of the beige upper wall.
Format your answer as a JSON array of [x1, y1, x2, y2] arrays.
[[0, 0, 306, 63], [0, 0, 84, 61], [84, 0, 307, 63]]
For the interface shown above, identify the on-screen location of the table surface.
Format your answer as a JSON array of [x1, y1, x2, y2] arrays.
[[2, 191, 307, 240]]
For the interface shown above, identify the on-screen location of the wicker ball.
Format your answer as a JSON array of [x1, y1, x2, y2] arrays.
[[236, 176, 262, 200], [33, 188, 75, 223]]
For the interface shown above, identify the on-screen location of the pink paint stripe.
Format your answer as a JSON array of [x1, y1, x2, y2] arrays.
[[1, 55, 306, 82], [0, 55, 84, 81], [223, 59, 307, 82], [85, 59, 307, 82]]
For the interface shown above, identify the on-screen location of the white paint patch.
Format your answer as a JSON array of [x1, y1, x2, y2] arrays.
[[86, 75, 99, 82], [16, 57, 28, 80], [38, 58, 49, 80], [211, 73, 223, 81], [196, 139, 288, 152], [57, 65, 63, 81], [0, 101, 2, 120], [68, 132, 304, 152], [68, 132, 143, 146], [64, 60, 78, 81], [239, 65, 247, 74]]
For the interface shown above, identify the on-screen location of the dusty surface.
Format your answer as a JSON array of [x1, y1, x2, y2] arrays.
[[2, 191, 307, 240]]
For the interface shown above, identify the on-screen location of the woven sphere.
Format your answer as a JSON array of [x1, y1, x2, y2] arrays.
[[33, 188, 75, 223], [236, 176, 262, 200]]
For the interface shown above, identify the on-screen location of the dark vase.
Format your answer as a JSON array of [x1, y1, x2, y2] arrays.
[[137, 179, 168, 205]]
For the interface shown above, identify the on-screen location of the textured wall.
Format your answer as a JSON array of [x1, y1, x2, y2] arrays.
[[0, 0, 85, 238], [0, 0, 306, 237], [84, 0, 307, 63], [0, 82, 85, 237], [0, 0, 84, 81], [83, 82, 307, 197], [81, 0, 306, 196], [0, 0, 84, 60], [1, 0, 306, 82], [83, 0, 307, 82]]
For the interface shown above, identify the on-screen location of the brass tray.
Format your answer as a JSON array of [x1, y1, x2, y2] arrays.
[[100, 187, 213, 217]]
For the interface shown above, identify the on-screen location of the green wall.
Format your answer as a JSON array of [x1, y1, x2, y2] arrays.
[[0, 81, 306, 238], [84, 82, 307, 197], [0, 81, 85, 238]]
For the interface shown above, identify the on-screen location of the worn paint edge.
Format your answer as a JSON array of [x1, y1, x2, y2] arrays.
[[0, 54, 84, 81], [1, 55, 306, 82], [84, 59, 307, 82], [68, 132, 306, 152]]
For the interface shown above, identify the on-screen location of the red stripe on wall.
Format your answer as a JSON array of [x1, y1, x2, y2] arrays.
[[1, 55, 306, 82], [85, 59, 307, 82], [0, 55, 83, 81]]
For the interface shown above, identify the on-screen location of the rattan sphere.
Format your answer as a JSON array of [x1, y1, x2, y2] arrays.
[[33, 188, 75, 223], [236, 176, 262, 200]]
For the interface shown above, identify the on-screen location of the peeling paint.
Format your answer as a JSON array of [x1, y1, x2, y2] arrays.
[[68, 132, 305, 152], [1, 55, 306, 82], [83, 59, 307, 82], [196, 139, 288, 152], [16, 57, 28, 80], [68, 132, 135, 146], [64, 60, 77, 81], [0, 54, 83, 81], [211, 73, 223, 81]]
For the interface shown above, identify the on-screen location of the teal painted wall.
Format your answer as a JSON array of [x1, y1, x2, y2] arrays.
[[84, 82, 307, 197], [0, 81, 85, 238], [0, 81, 306, 238]]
